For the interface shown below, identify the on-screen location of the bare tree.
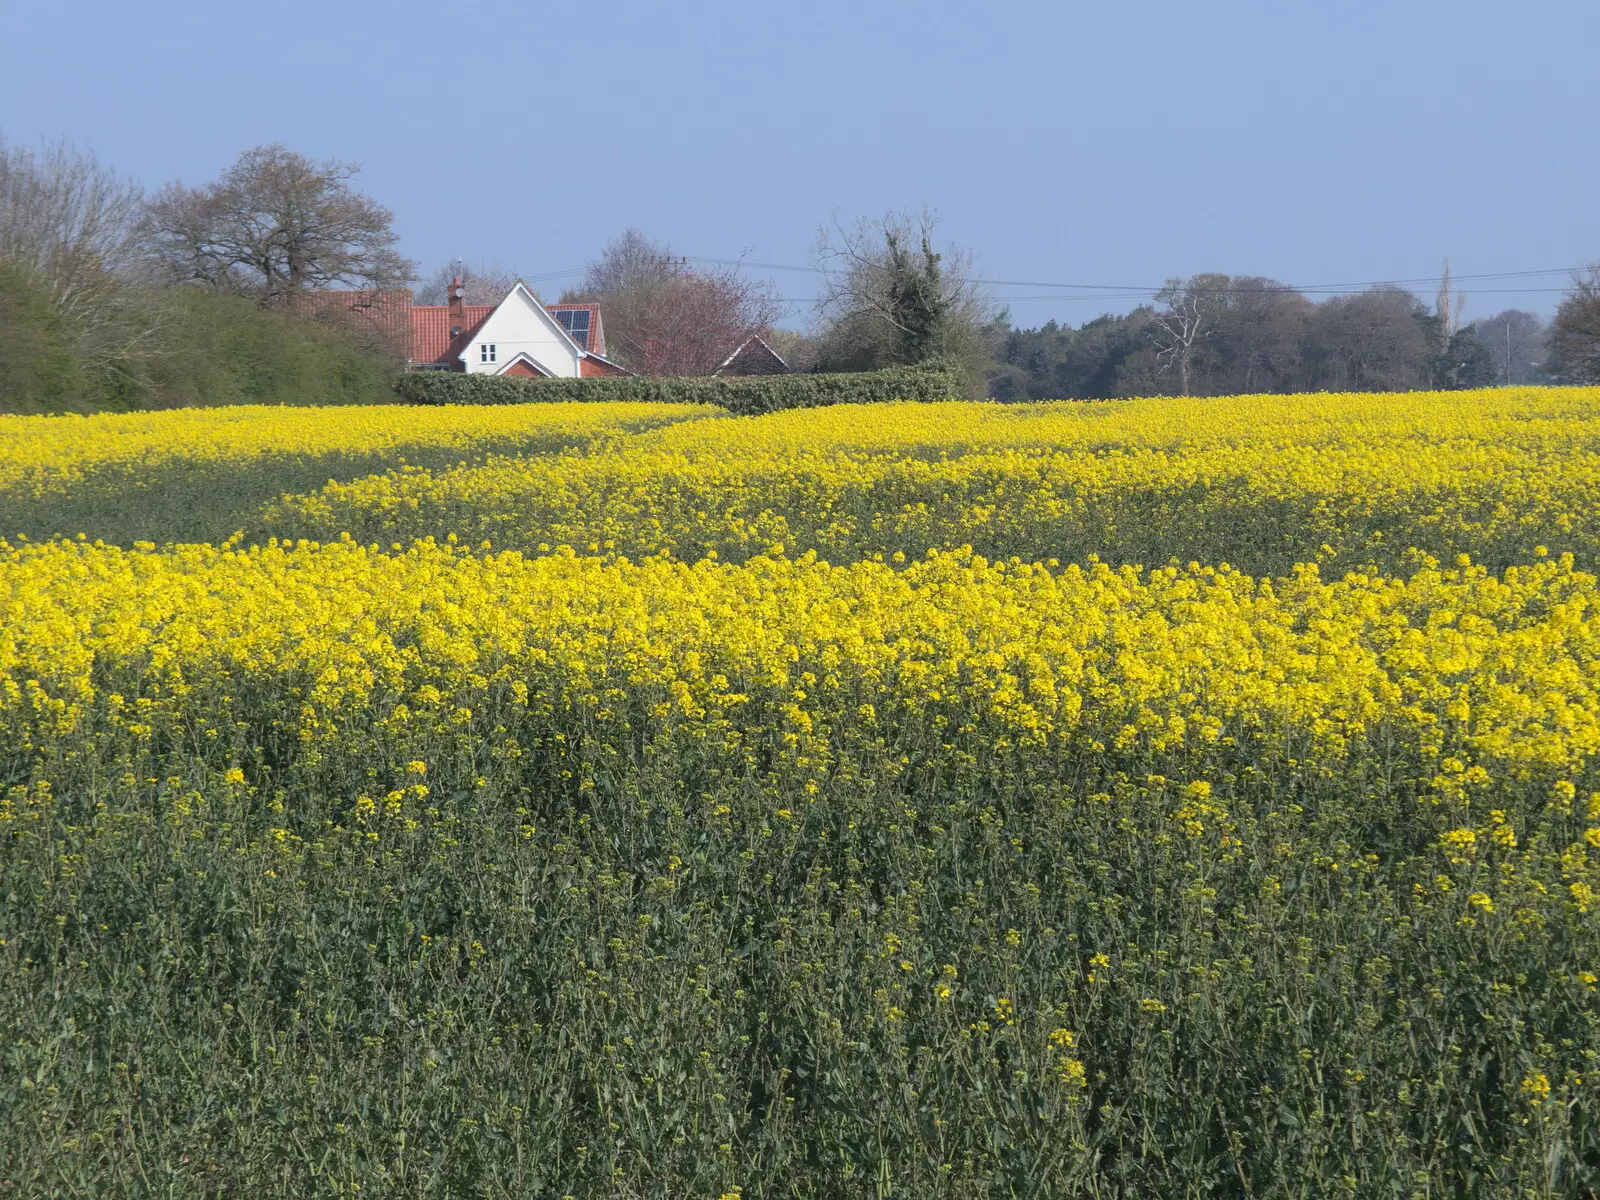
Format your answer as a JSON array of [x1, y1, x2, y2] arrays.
[[562, 229, 779, 375], [1470, 309, 1549, 385], [415, 261, 523, 305], [765, 328, 819, 373], [1151, 274, 1229, 396], [1211, 277, 1314, 393], [141, 145, 414, 304], [560, 229, 678, 358], [1546, 265, 1600, 384], [632, 272, 782, 376], [1434, 259, 1467, 340], [1302, 286, 1434, 391], [0, 136, 166, 382], [571, 228, 678, 299], [811, 209, 995, 378], [0, 137, 147, 336]]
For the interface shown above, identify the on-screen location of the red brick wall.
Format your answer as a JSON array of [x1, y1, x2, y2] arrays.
[[580, 356, 631, 378]]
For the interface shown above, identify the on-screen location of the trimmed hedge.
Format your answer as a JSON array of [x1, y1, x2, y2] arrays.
[[392, 361, 968, 415]]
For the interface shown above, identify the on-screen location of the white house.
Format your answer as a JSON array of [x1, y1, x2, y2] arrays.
[[306, 278, 632, 377], [419, 278, 631, 377]]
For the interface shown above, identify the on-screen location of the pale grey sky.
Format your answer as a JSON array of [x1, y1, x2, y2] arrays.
[[2, 0, 1594, 326]]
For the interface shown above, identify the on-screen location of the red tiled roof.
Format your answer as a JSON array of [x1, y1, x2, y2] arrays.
[[293, 289, 613, 366], [297, 289, 415, 358], [306, 289, 608, 366], [410, 304, 494, 364]]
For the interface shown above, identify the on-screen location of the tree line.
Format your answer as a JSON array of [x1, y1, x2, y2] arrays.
[[985, 269, 1598, 401], [582, 212, 1600, 401], [2, 132, 1597, 414]]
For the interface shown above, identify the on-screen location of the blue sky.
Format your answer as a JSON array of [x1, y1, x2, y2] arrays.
[[2, 0, 1594, 328]]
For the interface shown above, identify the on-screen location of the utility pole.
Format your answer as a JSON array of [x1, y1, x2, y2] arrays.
[[1506, 319, 1512, 386]]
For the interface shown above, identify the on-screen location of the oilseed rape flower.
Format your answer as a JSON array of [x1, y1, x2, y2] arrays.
[[1048, 1029, 1088, 1090], [0, 400, 712, 546], [258, 387, 1600, 578], [2, 389, 1599, 1195], [1521, 1071, 1552, 1106], [7, 538, 1600, 788]]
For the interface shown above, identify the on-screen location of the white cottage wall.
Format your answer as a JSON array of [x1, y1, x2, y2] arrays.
[[459, 286, 583, 377]]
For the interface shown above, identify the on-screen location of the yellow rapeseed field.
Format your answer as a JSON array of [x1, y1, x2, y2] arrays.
[[0, 400, 715, 545], [2, 387, 1598, 1195], [266, 388, 1600, 574]]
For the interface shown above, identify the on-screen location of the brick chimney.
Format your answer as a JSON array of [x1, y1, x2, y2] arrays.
[[448, 275, 465, 336]]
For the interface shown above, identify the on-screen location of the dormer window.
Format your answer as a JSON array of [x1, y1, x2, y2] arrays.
[[480, 343, 497, 364]]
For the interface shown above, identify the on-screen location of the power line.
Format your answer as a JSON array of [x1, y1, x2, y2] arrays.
[[524, 257, 1580, 313], [763, 285, 1578, 308], [682, 255, 1583, 300], [521, 267, 586, 282]]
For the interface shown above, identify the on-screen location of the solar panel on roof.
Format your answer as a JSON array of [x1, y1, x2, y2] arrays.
[[556, 309, 591, 348]]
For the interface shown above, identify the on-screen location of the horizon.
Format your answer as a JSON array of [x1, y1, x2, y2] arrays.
[[2, 0, 1595, 330]]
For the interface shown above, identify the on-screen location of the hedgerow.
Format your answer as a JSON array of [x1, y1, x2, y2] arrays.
[[391, 360, 967, 414]]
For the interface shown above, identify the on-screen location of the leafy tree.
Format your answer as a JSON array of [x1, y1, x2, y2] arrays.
[[987, 309, 1168, 400], [1418, 260, 1498, 389], [142, 287, 398, 408], [881, 227, 953, 363], [0, 136, 404, 413], [994, 275, 1546, 401], [988, 319, 1075, 401], [1546, 266, 1600, 384], [1206, 277, 1313, 394], [141, 145, 414, 305], [1432, 326, 1499, 390], [1149, 275, 1319, 397], [811, 210, 998, 390], [0, 260, 395, 415]]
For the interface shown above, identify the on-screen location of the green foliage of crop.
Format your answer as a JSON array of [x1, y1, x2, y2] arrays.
[[5, 546, 1599, 1195]]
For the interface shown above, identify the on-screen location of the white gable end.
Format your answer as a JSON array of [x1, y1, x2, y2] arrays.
[[459, 283, 584, 377]]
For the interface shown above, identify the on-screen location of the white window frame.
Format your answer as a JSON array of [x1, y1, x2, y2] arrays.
[[480, 343, 497, 364]]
